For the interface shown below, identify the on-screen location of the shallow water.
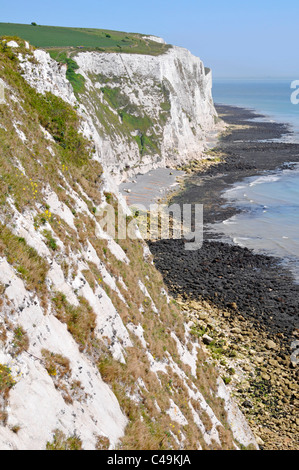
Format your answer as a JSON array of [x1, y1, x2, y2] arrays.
[[213, 78, 299, 140], [208, 80, 299, 281], [208, 164, 299, 282]]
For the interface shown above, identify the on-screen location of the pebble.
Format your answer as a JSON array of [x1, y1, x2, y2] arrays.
[[266, 340, 277, 350]]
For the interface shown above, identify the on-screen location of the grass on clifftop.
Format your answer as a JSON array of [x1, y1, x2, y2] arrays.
[[0, 23, 171, 55]]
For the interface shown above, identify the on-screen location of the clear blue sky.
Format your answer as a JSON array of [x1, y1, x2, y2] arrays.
[[1, 0, 298, 78]]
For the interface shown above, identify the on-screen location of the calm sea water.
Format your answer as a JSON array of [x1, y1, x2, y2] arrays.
[[213, 79, 299, 138], [209, 79, 299, 281]]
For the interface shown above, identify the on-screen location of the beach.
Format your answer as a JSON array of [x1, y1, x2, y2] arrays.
[[146, 105, 299, 449], [117, 104, 299, 449], [119, 167, 184, 210], [152, 105, 299, 340], [119, 105, 299, 345]]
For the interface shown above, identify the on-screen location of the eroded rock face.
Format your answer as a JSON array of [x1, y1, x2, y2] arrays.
[[20, 45, 218, 183], [75, 46, 217, 181]]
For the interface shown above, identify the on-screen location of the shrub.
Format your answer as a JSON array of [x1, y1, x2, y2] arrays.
[[95, 435, 110, 450], [0, 364, 15, 399], [43, 230, 58, 251], [12, 326, 29, 356], [46, 429, 82, 450]]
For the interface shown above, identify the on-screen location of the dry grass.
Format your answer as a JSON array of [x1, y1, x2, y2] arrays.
[[52, 294, 96, 351], [42, 349, 71, 377], [0, 364, 16, 425], [95, 435, 110, 450], [0, 226, 49, 296], [119, 418, 172, 451], [46, 429, 82, 450], [41, 349, 75, 404]]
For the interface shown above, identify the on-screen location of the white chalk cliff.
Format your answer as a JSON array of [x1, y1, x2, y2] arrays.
[[19, 43, 218, 182], [0, 38, 258, 450], [75, 46, 217, 181]]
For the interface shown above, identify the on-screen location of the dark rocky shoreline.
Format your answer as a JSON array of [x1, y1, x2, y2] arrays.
[[148, 238, 299, 344], [172, 105, 299, 228], [148, 105, 299, 349], [147, 105, 299, 449]]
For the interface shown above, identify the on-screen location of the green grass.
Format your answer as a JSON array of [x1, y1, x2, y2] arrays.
[[100, 86, 131, 110], [0, 23, 170, 55], [99, 86, 160, 156], [48, 51, 85, 94]]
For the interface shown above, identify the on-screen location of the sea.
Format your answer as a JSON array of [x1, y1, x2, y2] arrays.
[[209, 79, 299, 282]]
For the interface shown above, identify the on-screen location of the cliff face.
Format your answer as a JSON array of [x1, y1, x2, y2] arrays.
[[0, 38, 257, 450], [75, 46, 217, 181], [20, 41, 218, 182]]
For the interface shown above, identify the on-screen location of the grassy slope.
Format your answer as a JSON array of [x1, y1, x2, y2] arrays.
[[0, 39, 103, 298], [0, 23, 170, 55]]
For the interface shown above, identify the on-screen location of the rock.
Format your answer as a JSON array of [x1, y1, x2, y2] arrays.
[[266, 340, 277, 350], [231, 327, 241, 334], [261, 373, 271, 381], [188, 300, 200, 310], [7, 40, 19, 48], [197, 311, 209, 321], [255, 436, 265, 447], [242, 400, 253, 409], [202, 334, 213, 345], [227, 302, 238, 310]]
